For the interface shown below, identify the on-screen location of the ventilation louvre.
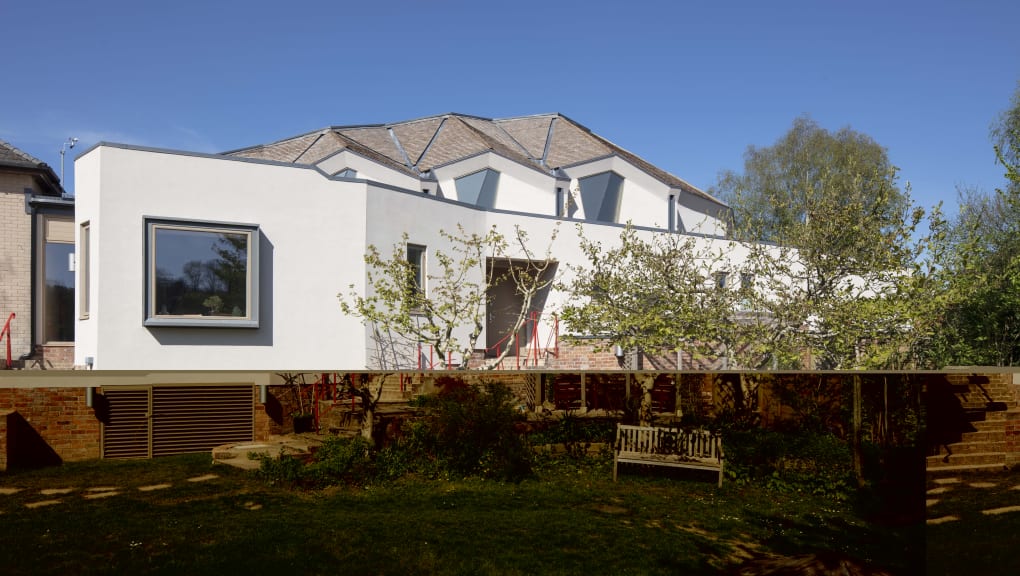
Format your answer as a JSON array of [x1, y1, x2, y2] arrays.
[[152, 386, 254, 457], [102, 385, 254, 459], [102, 388, 151, 459]]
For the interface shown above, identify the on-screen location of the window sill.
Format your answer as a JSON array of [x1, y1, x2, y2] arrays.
[[144, 317, 259, 329]]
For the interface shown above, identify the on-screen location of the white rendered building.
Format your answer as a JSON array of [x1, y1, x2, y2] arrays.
[[74, 113, 743, 370]]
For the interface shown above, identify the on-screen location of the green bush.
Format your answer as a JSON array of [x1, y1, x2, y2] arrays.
[[723, 429, 855, 499], [252, 450, 307, 487], [406, 381, 533, 481], [253, 436, 373, 488], [304, 436, 374, 486]]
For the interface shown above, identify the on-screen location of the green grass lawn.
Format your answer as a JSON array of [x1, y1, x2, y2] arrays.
[[0, 455, 920, 575], [926, 470, 1020, 576]]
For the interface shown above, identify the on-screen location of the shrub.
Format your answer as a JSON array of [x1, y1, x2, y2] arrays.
[[304, 436, 374, 486], [408, 381, 533, 481], [723, 429, 855, 499], [254, 381, 534, 487], [253, 436, 373, 488]]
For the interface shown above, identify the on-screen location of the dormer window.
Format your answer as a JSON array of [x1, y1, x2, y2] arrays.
[[578, 171, 623, 223], [334, 168, 358, 179], [455, 169, 500, 209]]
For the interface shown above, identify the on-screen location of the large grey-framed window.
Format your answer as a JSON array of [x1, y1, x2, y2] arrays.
[[455, 168, 500, 209], [37, 215, 75, 343], [578, 171, 623, 223], [144, 218, 260, 328]]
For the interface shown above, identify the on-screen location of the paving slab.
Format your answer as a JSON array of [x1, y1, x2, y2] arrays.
[[982, 505, 1020, 516], [212, 433, 325, 471], [25, 500, 61, 509]]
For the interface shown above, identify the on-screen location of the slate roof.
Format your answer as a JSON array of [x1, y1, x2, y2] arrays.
[[225, 113, 717, 203], [0, 139, 62, 194]]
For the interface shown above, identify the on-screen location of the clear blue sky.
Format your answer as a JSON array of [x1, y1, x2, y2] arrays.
[[3, 0, 1018, 215]]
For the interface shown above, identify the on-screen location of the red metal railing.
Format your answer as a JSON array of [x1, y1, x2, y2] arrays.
[[408, 313, 561, 371], [482, 312, 558, 370], [1, 313, 14, 369]]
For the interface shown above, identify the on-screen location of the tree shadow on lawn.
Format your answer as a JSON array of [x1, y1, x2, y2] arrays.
[[736, 508, 923, 575]]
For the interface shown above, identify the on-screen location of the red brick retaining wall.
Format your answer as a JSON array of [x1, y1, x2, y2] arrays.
[[0, 387, 100, 470]]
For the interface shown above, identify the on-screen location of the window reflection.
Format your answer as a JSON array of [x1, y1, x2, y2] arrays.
[[152, 228, 249, 318]]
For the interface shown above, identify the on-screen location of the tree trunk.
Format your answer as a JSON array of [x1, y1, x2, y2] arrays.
[[637, 373, 655, 426], [360, 402, 375, 443], [852, 375, 864, 488]]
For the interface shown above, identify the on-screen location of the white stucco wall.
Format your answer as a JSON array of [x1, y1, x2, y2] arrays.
[[74, 146, 369, 370], [75, 144, 751, 370]]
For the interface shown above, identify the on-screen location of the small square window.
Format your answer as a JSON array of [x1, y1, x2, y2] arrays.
[[406, 244, 426, 299], [144, 218, 260, 328], [739, 273, 753, 291], [714, 272, 728, 290]]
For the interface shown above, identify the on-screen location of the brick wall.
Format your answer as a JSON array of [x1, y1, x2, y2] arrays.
[[26, 345, 76, 370], [0, 175, 34, 365], [0, 387, 101, 470], [1006, 410, 1020, 467]]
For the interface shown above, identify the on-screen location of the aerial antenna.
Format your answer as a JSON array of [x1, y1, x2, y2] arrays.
[[59, 137, 78, 189]]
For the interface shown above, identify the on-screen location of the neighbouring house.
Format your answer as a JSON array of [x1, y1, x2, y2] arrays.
[[0, 140, 75, 370], [73, 112, 745, 371]]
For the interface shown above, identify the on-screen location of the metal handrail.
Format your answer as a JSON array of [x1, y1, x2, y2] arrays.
[[1, 313, 15, 369]]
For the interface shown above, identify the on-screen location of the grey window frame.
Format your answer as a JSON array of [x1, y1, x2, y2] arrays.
[[79, 221, 90, 320], [143, 217, 260, 328]]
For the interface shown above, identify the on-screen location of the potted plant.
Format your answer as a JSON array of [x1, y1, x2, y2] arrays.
[[278, 372, 315, 433]]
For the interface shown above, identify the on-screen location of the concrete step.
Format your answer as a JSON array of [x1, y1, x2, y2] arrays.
[[926, 451, 1005, 468]]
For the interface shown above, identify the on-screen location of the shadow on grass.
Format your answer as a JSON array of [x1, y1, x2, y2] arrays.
[[737, 507, 923, 575]]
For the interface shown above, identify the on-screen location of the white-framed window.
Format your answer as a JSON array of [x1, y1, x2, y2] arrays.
[[79, 221, 90, 320], [144, 217, 260, 328], [37, 215, 75, 343]]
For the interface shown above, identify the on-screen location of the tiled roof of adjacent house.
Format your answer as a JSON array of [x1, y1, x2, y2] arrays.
[[1, 139, 46, 169], [225, 113, 715, 202], [0, 139, 62, 194]]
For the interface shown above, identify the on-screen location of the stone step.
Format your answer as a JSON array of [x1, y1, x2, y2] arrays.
[[926, 451, 1005, 468], [972, 418, 1006, 430], [935, 441, 1006, 455], [961, 429, 1006, 442], [926, 462, 1009, 474]]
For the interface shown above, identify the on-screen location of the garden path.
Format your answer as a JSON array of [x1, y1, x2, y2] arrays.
[[0, 473, 230, 513]]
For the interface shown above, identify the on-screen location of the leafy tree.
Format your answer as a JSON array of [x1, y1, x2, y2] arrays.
[[714, 116, 930, 369], [339, 224, 557, 370], [935, 83, 1020, 366]]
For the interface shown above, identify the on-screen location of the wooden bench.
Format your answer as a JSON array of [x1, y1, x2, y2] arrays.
[[613, 424, 724, 487]]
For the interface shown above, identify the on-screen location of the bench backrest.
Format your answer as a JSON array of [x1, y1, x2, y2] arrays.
[[615, 424, 722, 460]]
